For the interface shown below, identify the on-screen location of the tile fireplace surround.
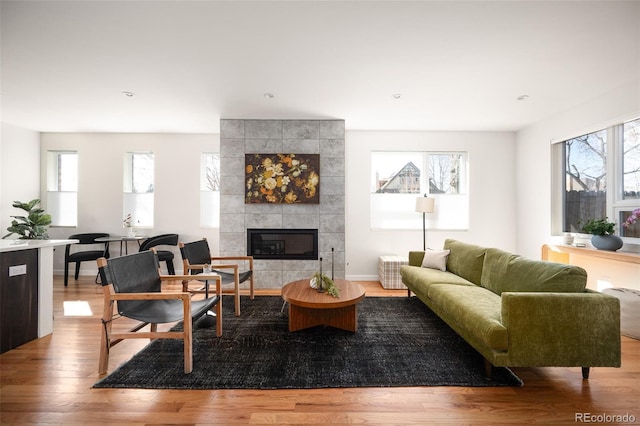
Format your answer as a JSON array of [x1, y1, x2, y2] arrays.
[[219, 119, 345, 289]]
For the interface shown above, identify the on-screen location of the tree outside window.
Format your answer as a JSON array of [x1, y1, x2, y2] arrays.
[[124, 152, 154, 227], [201, 153, 220, 228], [563, 130, 607, 233]]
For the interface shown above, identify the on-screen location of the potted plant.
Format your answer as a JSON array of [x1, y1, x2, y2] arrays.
[[3, 199, 52, 240], [581, 218, 623, 251]]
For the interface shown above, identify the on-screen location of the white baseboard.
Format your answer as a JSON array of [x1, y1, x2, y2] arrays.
[[346, 274, 379, 282]]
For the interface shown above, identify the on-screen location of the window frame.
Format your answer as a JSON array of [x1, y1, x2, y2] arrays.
[[46, 150, 78, 227], [200, 152, 220, 228], [552, 117, 640, 243], [123, 151, 154, 228], [370, 150, 469, 231]]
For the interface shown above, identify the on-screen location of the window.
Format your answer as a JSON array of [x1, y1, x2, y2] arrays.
[[200, 153, 220, 228], [619, 118, 640, 238], [370, 151, 468, 230], [123, 152, 154, 227], [46, 151, 78, 226], [562, 129, 607, 233], [554, 117, 640, 241]]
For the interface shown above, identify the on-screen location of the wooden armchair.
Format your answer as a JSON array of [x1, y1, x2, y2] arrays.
[[179, 238, 254, 316], [96, 250, 221, 375]]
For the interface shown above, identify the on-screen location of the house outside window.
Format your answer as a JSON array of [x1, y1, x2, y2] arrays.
[[46, 151, 78, 227], [200, 153, 220, 228], [123, 152, 154, 228], [371, 151, 468, 230]]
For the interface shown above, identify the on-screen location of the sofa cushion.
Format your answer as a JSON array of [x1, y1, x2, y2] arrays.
[[401, 265, 477, 300], [421, 249, 450, 271], [443, 239, 486, 285], [480, 248, 587, 296], [427, 284, 508, 351]]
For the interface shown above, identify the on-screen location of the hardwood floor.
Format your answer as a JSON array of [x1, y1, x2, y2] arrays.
[[1, 276, 639, 425]]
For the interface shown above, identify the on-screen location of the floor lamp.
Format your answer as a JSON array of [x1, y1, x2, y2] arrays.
[[415, 194, 435, 251]]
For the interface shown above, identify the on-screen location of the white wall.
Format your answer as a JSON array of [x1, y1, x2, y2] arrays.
[[515, 80, 640, 260], [41, 133, 219, 275], [1, 123, 41, 235], [345, 130, 517, 280]]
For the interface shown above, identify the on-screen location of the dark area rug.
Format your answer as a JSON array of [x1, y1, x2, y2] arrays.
[[93, 295, 522, 389]]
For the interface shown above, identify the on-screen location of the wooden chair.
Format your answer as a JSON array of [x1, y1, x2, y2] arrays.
[[179, 238, 254, 316], [96, 250, 221, 375]]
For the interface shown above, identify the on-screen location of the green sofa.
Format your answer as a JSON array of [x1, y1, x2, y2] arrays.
[[400, 239, 621, 379]]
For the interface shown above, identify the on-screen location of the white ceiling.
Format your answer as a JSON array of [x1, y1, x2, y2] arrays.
[[1, 0, 639, 134]]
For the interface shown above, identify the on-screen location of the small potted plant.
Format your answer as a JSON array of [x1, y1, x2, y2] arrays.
[[581, 218, 623, 251], [3, 199, 52, 240], [123, 213, 135, 237]]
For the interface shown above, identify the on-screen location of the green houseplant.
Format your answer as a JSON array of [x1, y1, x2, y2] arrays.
[[3, 199, 52, 240], [581, 218, 623, 251]]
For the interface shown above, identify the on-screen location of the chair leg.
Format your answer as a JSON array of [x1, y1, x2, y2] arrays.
[[74, 262, 81, 280], [99, 301, 114, 375], [216, 297, 223, 338], [166, 260, 175, 275], [64, 262, 70, 287], [183, 313, 193, 374], [234, 273, 241, 317], [249, 274, 254, 300]]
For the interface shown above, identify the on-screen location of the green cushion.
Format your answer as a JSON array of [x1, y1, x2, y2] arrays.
[[480, 248, 587, 296], [427, 284, 508, 350], [443, 239, 486, 285]]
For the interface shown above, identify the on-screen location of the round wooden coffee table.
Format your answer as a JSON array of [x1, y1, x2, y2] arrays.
[[281, 279, 366, 332]]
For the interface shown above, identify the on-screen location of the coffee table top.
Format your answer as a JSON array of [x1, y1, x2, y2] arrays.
[[281, 279, 365, 309]]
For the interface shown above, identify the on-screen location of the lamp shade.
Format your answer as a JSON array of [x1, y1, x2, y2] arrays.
[[415, 196, 435, 213]]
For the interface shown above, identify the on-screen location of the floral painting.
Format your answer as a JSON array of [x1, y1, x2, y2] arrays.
[[245, 153, 320, 204]]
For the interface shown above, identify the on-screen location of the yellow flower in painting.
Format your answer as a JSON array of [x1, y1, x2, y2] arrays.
[[285, 191, 298, 203], [264, 170, 274, 179], [308, 172, 319, 186], [276, 176, 283, 187], [262, 158, 273, 168], [264, 177, 277, 190], [246, 164, 253, 174], [266, 194, 277, 203]]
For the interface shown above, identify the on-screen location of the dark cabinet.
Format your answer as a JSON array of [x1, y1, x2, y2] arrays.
[[0, 249, 38, 353]]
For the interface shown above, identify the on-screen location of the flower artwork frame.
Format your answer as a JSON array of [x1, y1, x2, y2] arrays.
[[245, 153, 320, 204]]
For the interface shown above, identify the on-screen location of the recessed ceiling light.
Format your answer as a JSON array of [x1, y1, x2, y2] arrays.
[[264, 93, 274, 99], [122, 91, 135, 98], [392, 93, 402, 99], [517, 94, 529, 101]]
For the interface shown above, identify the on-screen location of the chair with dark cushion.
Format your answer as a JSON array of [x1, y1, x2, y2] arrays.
[[64, 233, 110, 286], [138, 233, 178, 274], [96, 250, 221, 374], [180, 238, 254, 317]]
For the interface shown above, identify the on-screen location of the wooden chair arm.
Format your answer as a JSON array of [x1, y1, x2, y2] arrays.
[[110, 292, 191, 301], [211, 256, 253, 261], [206, 263, 239, 272]]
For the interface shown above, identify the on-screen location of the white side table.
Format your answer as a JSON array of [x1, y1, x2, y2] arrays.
[[378, 255, 408, 289]]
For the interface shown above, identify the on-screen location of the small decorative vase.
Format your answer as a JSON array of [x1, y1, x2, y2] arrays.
[[126, 227, 136, 237], [591, 235, 623, 251]]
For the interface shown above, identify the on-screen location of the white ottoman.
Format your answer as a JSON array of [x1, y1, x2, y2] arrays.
[[602, 288, 640, 340], [378, 256, 408, 289]]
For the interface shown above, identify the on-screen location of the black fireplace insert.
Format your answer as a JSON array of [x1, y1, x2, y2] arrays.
[[247, 228, 318, 260]]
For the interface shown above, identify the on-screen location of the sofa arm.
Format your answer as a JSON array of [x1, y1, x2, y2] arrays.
[[408, 251, 425, 267], [501, 292, 621, 367]]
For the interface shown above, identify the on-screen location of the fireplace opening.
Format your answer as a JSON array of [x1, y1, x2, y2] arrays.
[[247, 228, 318, 260]]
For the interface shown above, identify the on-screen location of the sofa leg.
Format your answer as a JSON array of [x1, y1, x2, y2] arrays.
[[484, 358, 493, 379], [582, 367, 590, 379]]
